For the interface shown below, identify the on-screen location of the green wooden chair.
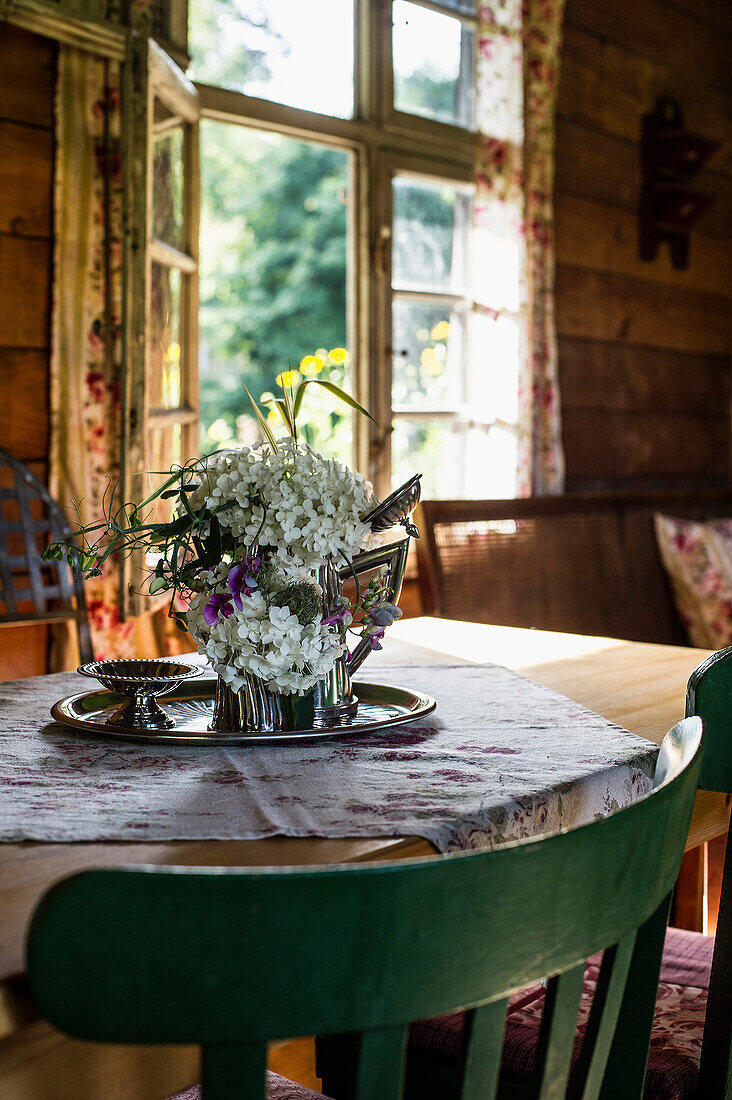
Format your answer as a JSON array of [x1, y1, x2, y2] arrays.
[[26, 717, 702, 1100], [379, 648, 732, 1100], [684, 646, 732, 1099]]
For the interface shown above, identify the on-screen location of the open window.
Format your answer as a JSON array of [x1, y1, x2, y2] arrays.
[[123, 37, 200, 613], [187, 0, 522, 500]]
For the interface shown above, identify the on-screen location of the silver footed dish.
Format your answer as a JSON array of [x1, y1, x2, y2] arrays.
[[77, 658, 202, 729]]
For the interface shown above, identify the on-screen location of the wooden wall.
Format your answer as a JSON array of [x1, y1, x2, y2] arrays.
[[0, 25, 57, 677], [555, 0, 732, 493]]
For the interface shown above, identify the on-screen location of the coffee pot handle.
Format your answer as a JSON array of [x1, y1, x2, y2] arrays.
[[342, 535, 411, 677]]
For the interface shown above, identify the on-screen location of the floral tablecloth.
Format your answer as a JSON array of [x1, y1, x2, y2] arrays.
[[0, 663, 658, 851]]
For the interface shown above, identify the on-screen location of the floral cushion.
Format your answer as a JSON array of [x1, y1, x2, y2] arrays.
[[169, 1071, 329, 1100], [408, 926, 713, 1100], [654, 513, 732, 648]]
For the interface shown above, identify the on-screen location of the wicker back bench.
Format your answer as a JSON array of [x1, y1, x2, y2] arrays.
[[416, 491, 732, 645]]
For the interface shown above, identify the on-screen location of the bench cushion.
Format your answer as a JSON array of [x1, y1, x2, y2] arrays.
[[169, 1071, 329, 1099], [408, 926, 713, 1100], [655, 514, 732, 648]]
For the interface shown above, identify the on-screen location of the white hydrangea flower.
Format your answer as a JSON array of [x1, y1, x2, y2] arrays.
[[187, 581, 345, 696], [187, 439, 375, 567]]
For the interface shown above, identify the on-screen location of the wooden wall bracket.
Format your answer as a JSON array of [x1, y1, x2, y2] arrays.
[[639, 97, 719, 270]]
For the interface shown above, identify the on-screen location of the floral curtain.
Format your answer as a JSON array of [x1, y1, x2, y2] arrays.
[[51, 46, 182, 662], [50, 49, 136, 661], [475, 0, 566, 495]]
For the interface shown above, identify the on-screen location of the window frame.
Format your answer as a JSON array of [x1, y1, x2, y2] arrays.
[[191, 0, 492, 496], [122, 35, 201, 615]]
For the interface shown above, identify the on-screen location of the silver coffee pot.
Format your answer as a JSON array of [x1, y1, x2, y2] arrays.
[[314, 474, 421, 723]]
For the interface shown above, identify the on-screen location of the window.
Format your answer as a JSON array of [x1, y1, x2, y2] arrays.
[[197, 122, 353, 465], [180, 0, 522, 499], [121, 38, 201, 610]]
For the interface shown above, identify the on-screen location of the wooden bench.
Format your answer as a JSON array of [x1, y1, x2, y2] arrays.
[[415, 490, 732, 646]]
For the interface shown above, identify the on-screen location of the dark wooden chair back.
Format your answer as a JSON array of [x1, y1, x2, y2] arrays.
[[27, 718, 702, 1100], [416, 491, 732, 644], [0, 447, 93, 663], [686, 648, 732, 1097]]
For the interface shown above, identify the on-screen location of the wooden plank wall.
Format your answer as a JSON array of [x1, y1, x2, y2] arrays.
[[556, 0, 732, 492], [0, 25, 57, 678]]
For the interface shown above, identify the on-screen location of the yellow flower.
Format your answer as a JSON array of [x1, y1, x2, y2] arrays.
[[430, 321, 450, 342], [267, 409, 279, 423], [208, 418, 233, 443], [276, 369, 300, 388], [328, 347, 349, 365], [165, 341, 181, 364], [299, 355, 324, 376], [259, 391, 275, 404], [421, 347, 444, 377]]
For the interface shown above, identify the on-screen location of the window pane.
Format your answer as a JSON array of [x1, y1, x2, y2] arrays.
[[392, 300, 465, 410], [473, 196, 521, 311], [152, 115, 184, 249], [392, 419, 462, 497], [392, 177, 471, 294], [393, 1, 475, 129], [189, 0, 354, 119], [470, 311, 520, 425], [199, 122, 351, 463], [143, 424, 183, 526], [149, 264, 182, 410], [392, 418, 517, 498]]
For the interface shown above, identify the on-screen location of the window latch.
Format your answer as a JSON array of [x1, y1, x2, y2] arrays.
[[372, 225, 391, 279]]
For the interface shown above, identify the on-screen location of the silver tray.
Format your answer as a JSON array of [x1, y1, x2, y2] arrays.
[[50, 678, 437, 745]]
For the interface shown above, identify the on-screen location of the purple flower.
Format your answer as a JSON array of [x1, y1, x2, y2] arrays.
[[368, 626, 385, 650], [204, 592, 234, 625], [228, 557, 260, 610], [323, 605, 350, 627], [368, 602, 403, 627]]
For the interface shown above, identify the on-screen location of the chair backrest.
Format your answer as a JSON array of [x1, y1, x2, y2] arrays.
[[686, 648, 732, 1098], [416, 491, 732, 644], [0, 446, 92, 663], [27, 717, 702, 1100]]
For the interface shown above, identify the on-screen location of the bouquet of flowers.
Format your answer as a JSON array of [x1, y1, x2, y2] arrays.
[[44, 372, 407, 708]]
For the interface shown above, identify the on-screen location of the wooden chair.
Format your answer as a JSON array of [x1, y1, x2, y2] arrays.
[[0, 446, 93, 664], [26, 717, 702, 1100], [683, 646, 732, 1097], [388, 649, 732, 1100]]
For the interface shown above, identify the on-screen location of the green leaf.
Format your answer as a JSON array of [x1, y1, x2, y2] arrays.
[[243, 382, 279, 451], [293, 379, 378, 425], [281, 377, 296, 434], [136, 466, 189, 510], [274, 398, 294, 435], [260, 395, 295, 436], [149, 576, 169, 594]]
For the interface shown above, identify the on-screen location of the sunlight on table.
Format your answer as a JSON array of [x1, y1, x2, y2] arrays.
[[385, 616, 626, 671]]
